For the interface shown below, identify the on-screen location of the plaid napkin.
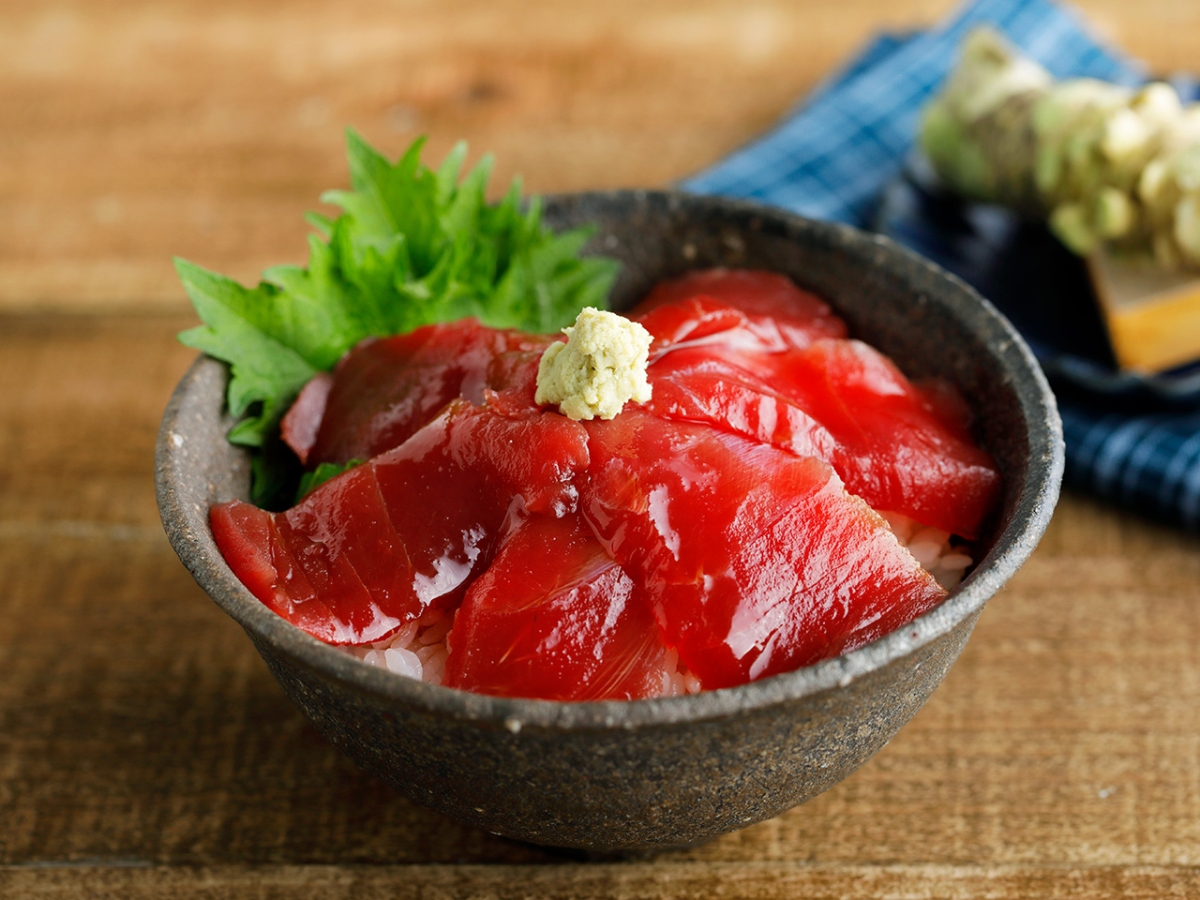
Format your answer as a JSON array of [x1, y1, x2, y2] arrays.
[[684, 0, 1200, 531]]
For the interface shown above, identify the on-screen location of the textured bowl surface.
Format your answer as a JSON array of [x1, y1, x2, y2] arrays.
[[156, 190, 1064, 852]]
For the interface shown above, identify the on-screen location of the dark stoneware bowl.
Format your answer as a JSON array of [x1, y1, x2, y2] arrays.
[[156, 191, 1063, 853]]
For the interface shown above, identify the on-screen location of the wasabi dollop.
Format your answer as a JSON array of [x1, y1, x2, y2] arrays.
[[535, 307, 652, 421]]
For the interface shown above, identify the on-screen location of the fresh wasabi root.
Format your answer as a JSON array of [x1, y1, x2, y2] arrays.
[[921, 27, 1200, 268]]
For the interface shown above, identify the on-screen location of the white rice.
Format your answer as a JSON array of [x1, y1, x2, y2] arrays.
[[657, 648, 703, 697], [344, 511, 973, 692], [344, 606, 451, 685], [879, 510, 974, 591]]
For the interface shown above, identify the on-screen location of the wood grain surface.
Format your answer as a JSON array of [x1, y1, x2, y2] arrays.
[[4, 1, 1200, 897]]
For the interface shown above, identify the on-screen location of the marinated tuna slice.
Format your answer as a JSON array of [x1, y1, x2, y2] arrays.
[[636, 296, 790, 355], [631, 273, 998, 536], [643, 331, 1000, 539], [280, 371, 333, 465], [580, 409, 947, 690], [276, 465, 413, 638], [630, 268, 848, 348], [209, 499, 277, 600], [444, 510, 672, 701], [211, 399, 591, 645], [644, 347, 844, 461], [302, 319, 553, 466], [211, 498, 385, 645], [753, 338, 1001, 539]]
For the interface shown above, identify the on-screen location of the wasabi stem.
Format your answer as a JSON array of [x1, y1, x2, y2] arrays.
[[921, 28, 1200, 269]]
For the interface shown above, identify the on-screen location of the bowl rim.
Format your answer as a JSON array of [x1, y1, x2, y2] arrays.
[[155, 188, 1064, 732]]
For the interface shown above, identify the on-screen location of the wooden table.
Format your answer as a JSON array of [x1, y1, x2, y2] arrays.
[[4, 1, 1200, 896]]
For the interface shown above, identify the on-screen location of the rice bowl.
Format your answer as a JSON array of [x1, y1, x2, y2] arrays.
[[156, 190, 1063, 851]]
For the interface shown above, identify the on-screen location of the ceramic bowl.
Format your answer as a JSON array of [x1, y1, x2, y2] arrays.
[[156, 190, 1063, 852]]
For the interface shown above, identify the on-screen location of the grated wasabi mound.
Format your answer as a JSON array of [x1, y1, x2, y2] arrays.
[[535, 307, 652, 421]]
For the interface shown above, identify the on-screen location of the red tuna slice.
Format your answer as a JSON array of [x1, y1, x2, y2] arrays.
[[210, 499, 288, 610], [756, 338, 1001, 539], [580, 409, 947, 690], [636, 296, 788, 354], [211, 399, 591, 645], [303, 319, 552, 466], [443, 510, 673, 701], [629, 268, 848, 349], [280, 372, 333, 465], [643, 336, 1000, 539], [211, 498, 378, 645], [644, 347, 844, 462]]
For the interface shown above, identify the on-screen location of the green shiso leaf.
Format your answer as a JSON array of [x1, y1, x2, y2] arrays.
[[176, 130, 619, 507], [296, 459, 365, 503]]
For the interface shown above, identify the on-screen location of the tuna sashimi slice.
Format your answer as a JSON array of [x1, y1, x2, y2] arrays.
[[644, 347, 844, 462], [629, 272, 998, 538], [211, 499, 378, 644], [211, 399, 591, 645], [444, 510, 673, 701], [302, 319, 552, 466], [280, 371, 333, 465], [275, 464, 414, 640], [642, 331, 1000, 539], [755, 338, 1002, 539], [580, 409, 947, 690], [630, 268, 848, 349]]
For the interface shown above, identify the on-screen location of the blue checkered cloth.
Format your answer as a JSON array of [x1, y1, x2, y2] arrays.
[[684, 0, 1200, 531]]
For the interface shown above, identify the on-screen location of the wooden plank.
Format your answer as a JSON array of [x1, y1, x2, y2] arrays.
[[0, 0, 1196, 312], [4, 862, 1200, 900], [4, 316, 1200, 878], [2, 1, 1200, 892], [0, 0, 949, 311]]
